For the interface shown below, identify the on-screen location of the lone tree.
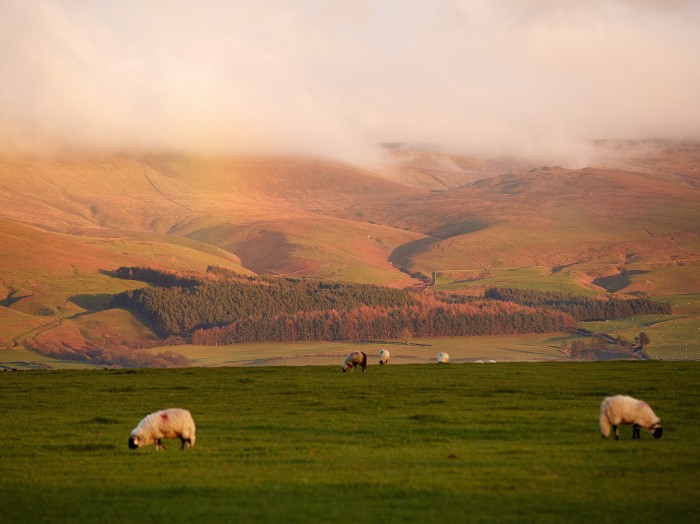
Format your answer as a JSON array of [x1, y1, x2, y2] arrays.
[[635, 332, 651, 349]]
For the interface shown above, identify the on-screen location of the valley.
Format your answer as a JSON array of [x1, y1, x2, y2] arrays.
[[1, 141, 699, 368]]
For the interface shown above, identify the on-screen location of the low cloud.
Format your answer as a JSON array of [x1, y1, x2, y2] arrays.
[[1, 0, 699, 165]]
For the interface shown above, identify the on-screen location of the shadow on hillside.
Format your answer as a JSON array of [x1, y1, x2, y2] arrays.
[[389, 237, 440, 269], [69, 294, 114, 316], [226, 230, 293, 275], [0, 291, 32, 307], [426, 218, 488, 239], [99, 269, 121, 279], [389, 219, 487, 274], [593, 269, 649, 293]]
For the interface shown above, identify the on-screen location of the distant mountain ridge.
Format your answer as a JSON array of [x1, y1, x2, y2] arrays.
[[1, 142, 699, 294]]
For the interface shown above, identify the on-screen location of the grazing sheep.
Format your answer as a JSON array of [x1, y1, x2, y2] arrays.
[[599, 395, 663, 440], [437, 352, 449, 364], [128, 408, 196, 451], [342, 351, 367, 372], [378, 349, 390, 365]]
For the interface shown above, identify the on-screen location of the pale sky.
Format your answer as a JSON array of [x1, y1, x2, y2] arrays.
[[2, 0, 700, 163]]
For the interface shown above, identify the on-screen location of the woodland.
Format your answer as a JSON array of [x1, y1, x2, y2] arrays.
[[111, 266, 668, 348]]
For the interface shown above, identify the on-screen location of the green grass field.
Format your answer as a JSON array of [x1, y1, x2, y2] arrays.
[[581, 294, 700, 361], [140, 333, 570, 367], [2, 363, 699, 523], [434, 266, 589, 295]]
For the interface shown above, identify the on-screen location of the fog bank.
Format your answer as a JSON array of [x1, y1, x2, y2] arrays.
[[2, 0, 699, 165]]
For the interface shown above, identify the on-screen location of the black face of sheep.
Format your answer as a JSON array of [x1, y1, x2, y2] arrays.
[[600, 395, 663, 440], [633, 423, 663, 439], [128, 437, 139, 449]]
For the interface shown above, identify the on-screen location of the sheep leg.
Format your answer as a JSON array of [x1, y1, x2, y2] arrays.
[[613, 425, 620, 440], [600, 413, 612, 438], [155, 438, 165, 451], [632, 424, 640, 439]]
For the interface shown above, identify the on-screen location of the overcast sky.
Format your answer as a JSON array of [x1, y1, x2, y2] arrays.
[[2, 0, 699, 163]]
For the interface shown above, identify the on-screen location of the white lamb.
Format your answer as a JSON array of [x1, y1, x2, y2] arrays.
[[437, 352, 449, 364], [128, 408, 196, 451], [378, 349, 390, 365], [599, 395, 663, 440]]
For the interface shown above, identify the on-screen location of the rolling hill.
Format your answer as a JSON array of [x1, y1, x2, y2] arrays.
[[387, 165, 700, 293], [1, 141, 699, 364]]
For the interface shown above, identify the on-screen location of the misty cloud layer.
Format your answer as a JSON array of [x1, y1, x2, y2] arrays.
[[2, 0, 699, 163]]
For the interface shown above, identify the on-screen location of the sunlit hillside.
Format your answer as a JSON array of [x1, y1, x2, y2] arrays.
[[1, 141, 699, 366], [2, 143, 699, 294], [389, 164, 700, 294]]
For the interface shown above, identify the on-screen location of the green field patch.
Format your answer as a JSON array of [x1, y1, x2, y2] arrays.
[[582, 310, 700, 361], [660, 292, 700, 314], [134, 335, 570, 368], [0, 346, 100, 370], [8, 364, 697, 522], [434, 266, 588, 294]]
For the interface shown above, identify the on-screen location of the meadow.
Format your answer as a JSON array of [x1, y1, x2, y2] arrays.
[[1, 362, 699, 523]]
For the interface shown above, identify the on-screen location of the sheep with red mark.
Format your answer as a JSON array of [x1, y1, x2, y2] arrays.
[[342, 351, 367, 372], [128, 408, 196, 451], [378, 349, 390, 365], [599, 395, 663, 440], [437, 352, 449, 364]]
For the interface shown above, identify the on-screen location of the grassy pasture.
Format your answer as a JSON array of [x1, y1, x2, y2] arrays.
[[581, 294, 700, 361], [142, 334, 569, 368], [434, 266, 587, 295], [433, 261, 700, 298], [1, 363, 699, 523], [582, 315, 700, 361]]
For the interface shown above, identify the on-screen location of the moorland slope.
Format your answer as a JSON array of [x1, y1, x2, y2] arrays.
[[1, 141, 699, 365]]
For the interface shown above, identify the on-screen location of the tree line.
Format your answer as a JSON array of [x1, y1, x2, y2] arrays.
[[114, 266, 409, 336], [114, 267, 577, 343], [483, 287, 671, 321], [112, 267, 671, 346], [191, 295, 577, 345]]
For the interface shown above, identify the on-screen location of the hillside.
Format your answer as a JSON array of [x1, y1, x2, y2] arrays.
[[0, 154, 426, 282], [388, 165, 700, 293], [1, 141, 699, 365]]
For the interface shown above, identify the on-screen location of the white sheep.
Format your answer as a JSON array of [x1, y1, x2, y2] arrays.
[[342, 351, 367, 372], [378, 349, 390, 365], [599, 395, 663, 440], [128, 408, 196, 451], [437, 352, 449, 364]]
